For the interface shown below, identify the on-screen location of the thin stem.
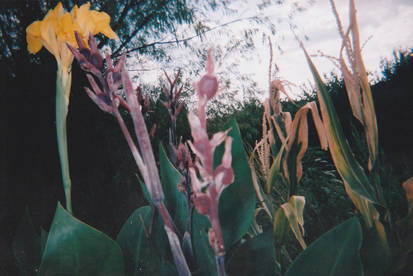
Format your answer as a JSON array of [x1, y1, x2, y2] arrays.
[[122, 68, 165, 200], [112, 107, 149, 184], [216, 255, 226, 276], [56, 65, 73, 214], [209, 188, 226, 276]]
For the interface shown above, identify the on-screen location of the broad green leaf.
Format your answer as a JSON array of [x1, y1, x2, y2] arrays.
[[360, 220, 391, 276], [215, 117, 256, 249], [117, 206, 160, 276], [159, 144, 188, 233], [303, 49, 378, 205], [227, 231, 278, 276], [12, 208, 41, 276], [39, 203, 124, 276], [285, 217, 363, 276], [192, 212, 217, 276], [117, 205, 172, 276]]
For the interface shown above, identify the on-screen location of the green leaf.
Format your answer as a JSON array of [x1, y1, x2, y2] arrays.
[[117, 205, 171, 276], [39, 203, 124, 276], [360, 221, 391, 276], [227, 231, 278, 276], [285, 217, 363, 276], [138, 177, 152, 204], [304, 50, 378, 205], [40, 227, 48, 258], [192, 212, 217, 276], [12, 207, 41, 276], [216, 117, 256, 249], [159, 144, 188, 233]]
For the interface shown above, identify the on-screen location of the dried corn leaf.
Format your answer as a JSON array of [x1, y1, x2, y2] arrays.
[[281, 102, 328, 190], [302, 44, 378, 205], [333, 0, 379, 170]]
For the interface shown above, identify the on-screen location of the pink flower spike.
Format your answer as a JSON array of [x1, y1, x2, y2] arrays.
[[188, 112, 208, 142], [197, 49, 218, 100], [197, 75, 218, 100], [221, 137, 233, 169], [105, 53, 114, 70], [214, 137, 234, 189], [206, 49, 214, 75], [189, 167, 204, 193], [210, 130, 230, 149]]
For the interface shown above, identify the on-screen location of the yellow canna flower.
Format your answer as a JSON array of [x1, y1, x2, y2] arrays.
[[25, 2, 117, 214], [26, 2, 117, 70]]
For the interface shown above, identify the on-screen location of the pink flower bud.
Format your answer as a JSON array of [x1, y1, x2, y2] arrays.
[[198, 74, 218, 100]]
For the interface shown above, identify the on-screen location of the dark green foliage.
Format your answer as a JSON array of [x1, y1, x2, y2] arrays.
[[285, 217, 363, 276], [374, 50, 413, 179], [227, 231, 278, 276], [298, 148, 354, 242], [208, 98, 264, 147], [39, 203, 124, 276], [116, 206, 171, 276], [12, 208, 41, 276], [192, 213, 217, 276], [360, 224, 392, 276], [159, 144, 188, 233]]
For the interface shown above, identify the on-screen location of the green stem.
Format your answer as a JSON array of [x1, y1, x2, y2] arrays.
[[56, 64, 73, 214]]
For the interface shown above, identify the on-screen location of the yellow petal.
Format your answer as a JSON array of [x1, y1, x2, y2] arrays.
[[72, 2, 94, 37], [40, 20, 59, 58], [77, 2, 91, 15], [58, 13, 76, 46], [26, 20, 41, 37], [26, 33, 43, 54], [44, 2, 64, 22], [70, 4, 78, 18], [26, 21, 43, 53], [90, 10, 117, 38]]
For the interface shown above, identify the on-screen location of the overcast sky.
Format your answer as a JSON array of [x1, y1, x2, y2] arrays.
[[238, 0, 413, 98], [132, 0, 413, 101]]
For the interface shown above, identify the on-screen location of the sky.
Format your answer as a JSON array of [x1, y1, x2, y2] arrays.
[[132, 0, 413, 102], [236, 0, 413, 98]]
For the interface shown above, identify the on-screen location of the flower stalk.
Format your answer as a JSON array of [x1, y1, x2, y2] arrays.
[[26, 2, 117, 213], [187, 50, 234, 276], [55, 63, 73, 213]]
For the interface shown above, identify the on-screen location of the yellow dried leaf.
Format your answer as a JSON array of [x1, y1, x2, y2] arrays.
[[280, 195, 306, 249]]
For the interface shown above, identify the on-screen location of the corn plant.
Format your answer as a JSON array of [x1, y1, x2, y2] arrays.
[[249, 0, 412, 275]]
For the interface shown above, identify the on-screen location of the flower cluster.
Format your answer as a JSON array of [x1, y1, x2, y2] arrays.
[[187, 50, 234, 258], [26, 2, 116, 70]]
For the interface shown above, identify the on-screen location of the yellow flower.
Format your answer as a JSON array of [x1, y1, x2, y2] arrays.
[[26, 2, 117, 70]]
